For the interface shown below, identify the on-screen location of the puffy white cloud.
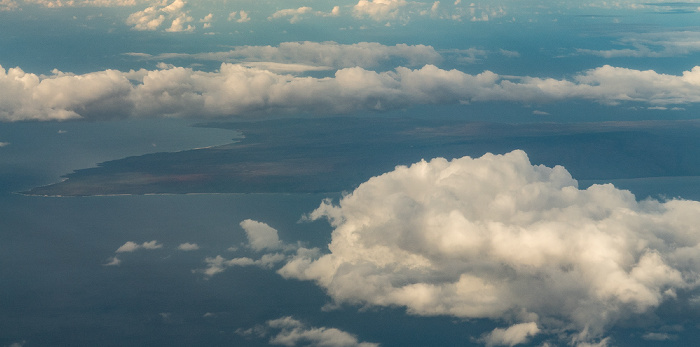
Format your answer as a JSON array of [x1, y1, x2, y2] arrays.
[[199, 13, 212, 29], [165, 12, 194, 32], [126, 0, 193, 32], [129, 42, 442, 69], [268, 6, 341, 24], [480, 322, 539, 346], [177, 242, 199, 251], [126, 4, 166, 30], [23, 0, 141, 7], [268, 7, 313, 24], [353, 0, 409, 21], [263, 316, 380, 347], [115, 240, 162, 252], [240, 219, 283, 252], [0, 66, 134, 121], [228, 10, 250, 23], [8, 63, 700, 121], [279, 150, 700, 343], [115, 241, 141, 253], [0, 0, 18, 11]]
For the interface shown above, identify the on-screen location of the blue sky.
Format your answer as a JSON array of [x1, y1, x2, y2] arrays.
[[3, 1, 700, 347]]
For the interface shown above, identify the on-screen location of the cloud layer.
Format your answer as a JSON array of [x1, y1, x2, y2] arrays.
[[6, 63, 700, 121], [278, 150, 700, 344], [578, 31, 700, 58], [129, 42, 442, 70], [239, 316, 379, 347]]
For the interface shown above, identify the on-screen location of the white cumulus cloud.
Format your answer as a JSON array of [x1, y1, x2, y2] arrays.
[[23, 0, 142, 8], [126, 0, 193, 32], [0, 0, 18, 11], [268, 6, 342, 23], [354, 0, 409, 21], [278, 150, 700, 344], [228, 10, 250, 23], [268, 6, 314, 24], [240, 219, 283, 252], [115, 240, 163, 253], [480, 322, 539, 346], [7, 63, 700, 121]]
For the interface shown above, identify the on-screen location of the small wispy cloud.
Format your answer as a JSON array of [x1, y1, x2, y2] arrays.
[[103, 256, 121, 266], [115, 240, 163, 253], [177, 242, 199, 251]]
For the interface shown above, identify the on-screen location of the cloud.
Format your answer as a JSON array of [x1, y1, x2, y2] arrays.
[[228, 10, 250, 23], [441, 47, 488, 63], [642, 332, 676, 341], [196, 220, 294, 276], [240, 219, 283, 252], [0, 141, 9, 147], [268, 6, 341, 24], [499, 49, 520, 58], [480, 322, 539, 346], [199, 13, 212, 29], [23, 0, 141, 8], [177, 242, 199, 251], [353, 0, 409, 21], [268, 7, 314, 24], [103, 256, 121, 266], [577, 31, 700, 58], [237, 62, 333, 73], [0, 0, 18, 11], [246, 316, 380, 347], [126, 0, 194, 32], [466, 2, 507, 22], [8, 63, 700, 121], [115, 240, 163, 253], [278, 150, 700, 344], [200, 253, 286, 276], [128, 42, 442, 69]]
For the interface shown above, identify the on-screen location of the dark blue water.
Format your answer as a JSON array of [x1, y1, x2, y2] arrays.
[[3, 119, 700, 346]]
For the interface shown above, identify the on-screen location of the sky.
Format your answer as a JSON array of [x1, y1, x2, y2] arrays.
[[3, 1, 700, 346]]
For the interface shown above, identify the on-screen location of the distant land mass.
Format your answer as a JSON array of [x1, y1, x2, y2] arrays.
[[24, 117, 700, 196]]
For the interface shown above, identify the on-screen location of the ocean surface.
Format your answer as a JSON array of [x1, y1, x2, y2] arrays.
[[3, 119, 700, 346]]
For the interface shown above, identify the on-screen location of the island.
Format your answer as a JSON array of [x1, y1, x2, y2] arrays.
[[24, 117, 700, 196]]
